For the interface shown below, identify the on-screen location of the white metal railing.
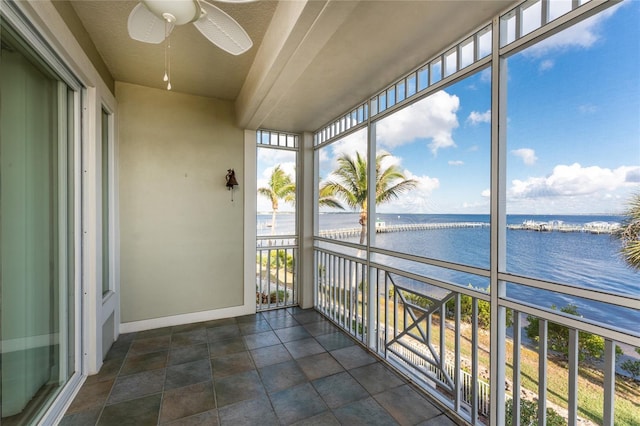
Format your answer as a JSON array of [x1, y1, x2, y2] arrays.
[[314, 248, 367, 343], [315, 246, 490, 422], [314, 246, 639, 425], [256, 237, 298, 311], [378, 332, 492, 417]]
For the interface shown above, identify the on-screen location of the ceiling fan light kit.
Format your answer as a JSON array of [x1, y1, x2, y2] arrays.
[[143, 0, 202, 25], [127, 0, 253, 90]]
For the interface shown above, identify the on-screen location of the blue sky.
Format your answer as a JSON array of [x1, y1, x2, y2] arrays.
[[265, 1, 639, 216]]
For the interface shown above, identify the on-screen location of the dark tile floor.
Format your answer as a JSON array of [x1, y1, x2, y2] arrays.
[[61, 308, 459, 426]]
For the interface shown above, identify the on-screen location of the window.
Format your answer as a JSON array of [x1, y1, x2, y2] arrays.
[[372, 71, 492, 275], [316, 128, 368, 244], [312, 2, 638, 424], [1, 22, 77, 424], [504, 1, 640, 328], [102, 108, 111, 296], [256, 131, 299, 310]]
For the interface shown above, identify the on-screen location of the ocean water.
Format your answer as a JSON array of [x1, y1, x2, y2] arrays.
[[258, 213, 640, 331]]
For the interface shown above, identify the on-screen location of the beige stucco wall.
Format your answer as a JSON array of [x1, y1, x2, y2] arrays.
[[117, 82, 244, 323]]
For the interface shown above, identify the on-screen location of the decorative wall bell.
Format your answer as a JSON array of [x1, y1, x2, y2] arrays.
[[225, 169, 239, 201]]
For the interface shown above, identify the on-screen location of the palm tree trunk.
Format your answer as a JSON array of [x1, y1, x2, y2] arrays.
[[359, 211, 367, 245], [271, 210, 277, 235]]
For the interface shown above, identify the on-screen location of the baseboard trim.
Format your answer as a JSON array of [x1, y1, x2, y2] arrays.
[[119, 304, 256, 334]]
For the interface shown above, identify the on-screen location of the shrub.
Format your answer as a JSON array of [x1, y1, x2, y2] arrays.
[[274, 249, 294, 271], [257, 249, 295, 272], [524, 304, 623, 362], [505, 398, 566, 426], [389, 287, 429, 308], [445, 285, 512, 329], [269, 290, 289, 303], [620, 358, 640, 381], [256, 289, 290, 304]]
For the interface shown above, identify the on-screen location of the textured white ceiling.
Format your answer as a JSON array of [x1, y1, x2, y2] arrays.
[[70, 0, 277, 100], [70, 0, 517, 133]]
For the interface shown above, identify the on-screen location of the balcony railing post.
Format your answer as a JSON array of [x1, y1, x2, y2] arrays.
[[472, 297, 479, 422], [331, 254, 336, 320], [567, 328, 578, 426], [384, 271, 389, 357], [512, 311, 521, 426], [375, 268, 380, 353], [538, 319, 548, 426], [603, 339, 615, 426], [276, 248, 281, 306], [454, 293, 461, 413]]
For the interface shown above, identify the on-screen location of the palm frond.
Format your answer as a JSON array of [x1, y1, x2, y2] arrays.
[[319, 151, 417, 214], [616, 193, 640, 270], [258, 165, 296, 212], [318, 184, 345, 210]]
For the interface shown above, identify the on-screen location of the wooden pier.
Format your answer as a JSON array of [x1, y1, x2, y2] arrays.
[[506, 220, 620, 234], [318, 222, 489, 239], [317, 220, 620, 240]]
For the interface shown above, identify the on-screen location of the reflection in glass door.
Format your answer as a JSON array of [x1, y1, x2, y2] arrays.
[[0, 23, 76, 425]]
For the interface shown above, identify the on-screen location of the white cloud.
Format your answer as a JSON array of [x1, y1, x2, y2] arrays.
[[627, 168, 640, 183], [449, 160, 464, 166], [257, 147, 296, 167], [509, 163, 640, 199], [462, 200, 489, 211], [512, 148, 538, 166], [318, 129, 368, 180], [408, 171, 440, 192], [376, 90, 460, 155], [525, 3, 621, 57], [327, 129, 368, 162], [481, 189, 491, 198], [467, 110, 491, 125], [318, 147, 330, 164], [539, 59, 554, 72], [378, 150, 401, 168], [257, 162, 296, 188], [578, 104, 598, 114], [480, 68, 491, 83], [507, 163, 640, 214], [377, 170, 440, 213]]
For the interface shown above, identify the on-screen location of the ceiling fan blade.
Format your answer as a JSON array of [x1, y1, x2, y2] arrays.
[[193, 1, 253, 55], [127, 3, 174, 44]]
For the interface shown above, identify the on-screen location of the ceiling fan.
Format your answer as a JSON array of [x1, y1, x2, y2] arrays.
[[127, 0, 253, 89]]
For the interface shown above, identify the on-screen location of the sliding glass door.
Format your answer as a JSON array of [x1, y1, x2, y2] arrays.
[[1, 22, 77, 425]]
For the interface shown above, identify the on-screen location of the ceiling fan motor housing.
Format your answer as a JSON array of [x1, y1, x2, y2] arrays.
[[143, 0, 202, 25]]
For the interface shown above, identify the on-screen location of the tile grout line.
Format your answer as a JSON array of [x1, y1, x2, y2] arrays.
[[66, 309, 450, 425]]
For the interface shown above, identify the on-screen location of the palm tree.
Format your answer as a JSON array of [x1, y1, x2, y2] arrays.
[[616, 193, 640, 270], [258, 165, 295, 233], [318, 181, 345, 210], [320, 152, 417, 244]]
